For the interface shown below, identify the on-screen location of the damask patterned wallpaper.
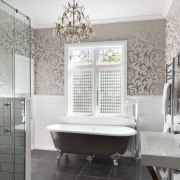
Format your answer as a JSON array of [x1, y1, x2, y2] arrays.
[[166, 0, 180, 64], [166, 0, 180, 97], [32, 29, 64, 95], [33, 20, 166, 96]]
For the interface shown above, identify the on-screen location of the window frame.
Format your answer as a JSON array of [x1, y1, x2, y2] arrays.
[[64, 41, 127, 117]]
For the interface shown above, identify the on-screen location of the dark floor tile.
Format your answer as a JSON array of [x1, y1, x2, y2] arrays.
[[31, 150, 50, 160], [42, 152, 90, 164], [40, 150, 62, 162], [31, 170, 53, 180], [90, 156, 113, 166], [140, 166, 152, 175], [140, 168, 152, 180], [61, 153, 88, 164], [53, 161, 85, 175], [31, 159, 58, 174], [116, 157, 140, 170], [81, 165, 112, 178], [140, 175, 152, 180], [77, 175, 108, 180], [31, 159, 39, 166], [110, 168, 140, 180], [31, 150, 153, 180], [110, 165, 152, 180], [49, 173, 78, 180]]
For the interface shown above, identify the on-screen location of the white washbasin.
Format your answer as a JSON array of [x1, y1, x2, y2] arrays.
[[141, 131, 180, 169]]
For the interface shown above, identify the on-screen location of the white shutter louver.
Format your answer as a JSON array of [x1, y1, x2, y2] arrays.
[[99, 70, 121, 114], [72, 71, 93, 113]]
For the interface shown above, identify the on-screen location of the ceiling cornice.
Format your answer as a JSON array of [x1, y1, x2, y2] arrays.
[[33, 14, 164, 29], [91, 14, 164, 25]]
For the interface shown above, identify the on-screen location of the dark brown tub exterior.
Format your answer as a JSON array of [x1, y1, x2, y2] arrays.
[[50, 132, 131, 156]]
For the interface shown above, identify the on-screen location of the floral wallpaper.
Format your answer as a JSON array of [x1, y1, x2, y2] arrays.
[[166, 0, 180, 64], [127, 32, 165, 95], [33, 20, 166, 95], [166, 0, 180, 97], [91, 22, 166, 95], [32, 29, 64, 95]]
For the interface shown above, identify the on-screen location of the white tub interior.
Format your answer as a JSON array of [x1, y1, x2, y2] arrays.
[[58, 115, 136, 128]]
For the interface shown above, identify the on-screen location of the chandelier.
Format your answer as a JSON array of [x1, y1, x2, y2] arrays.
[[55, 0, 94, 43]]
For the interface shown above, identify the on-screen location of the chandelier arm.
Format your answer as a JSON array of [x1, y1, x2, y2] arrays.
[[73, 3, 75, 26]]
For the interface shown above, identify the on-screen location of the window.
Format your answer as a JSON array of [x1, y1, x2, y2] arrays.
[[64, 41, 127, 116]]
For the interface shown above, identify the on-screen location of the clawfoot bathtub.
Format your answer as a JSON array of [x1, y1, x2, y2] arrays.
[[47, 124, 137, 166]]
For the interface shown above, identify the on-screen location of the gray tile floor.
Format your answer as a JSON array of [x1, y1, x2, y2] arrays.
[[31, 150, 152, 180]]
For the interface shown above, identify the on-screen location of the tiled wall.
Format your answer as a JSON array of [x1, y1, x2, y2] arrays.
[[32, 20, 166, 96], [0, 98, 25, 180]]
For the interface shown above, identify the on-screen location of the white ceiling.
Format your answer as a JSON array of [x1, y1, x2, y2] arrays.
[[4, 0, 173, 29]]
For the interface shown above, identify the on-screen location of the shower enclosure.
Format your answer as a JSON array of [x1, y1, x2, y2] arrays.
[[0, 1, 31, 180]]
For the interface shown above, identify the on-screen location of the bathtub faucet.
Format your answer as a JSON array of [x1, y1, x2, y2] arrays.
[[126, 99, 139, 159], [126, 99, 138, 123]]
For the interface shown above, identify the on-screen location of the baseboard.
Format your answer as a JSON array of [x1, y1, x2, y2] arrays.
[[34, 145, 56, 151], [31, 144, 35, 150]]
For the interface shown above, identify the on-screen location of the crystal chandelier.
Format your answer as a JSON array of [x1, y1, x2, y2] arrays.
[[55, 0, 94, 43]]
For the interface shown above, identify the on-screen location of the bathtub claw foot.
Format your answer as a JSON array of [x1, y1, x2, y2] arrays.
[[111, 153, 121, 166], [86, 155, 95, 162], [113, 159, 119, 166], [56, 154, 61, 161], [56, 152, 63, 161], [56, 150, 63, 162], [65, 153, 69, 161]]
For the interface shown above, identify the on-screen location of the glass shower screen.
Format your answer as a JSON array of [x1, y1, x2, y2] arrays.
[[0, 1, 31, 180]]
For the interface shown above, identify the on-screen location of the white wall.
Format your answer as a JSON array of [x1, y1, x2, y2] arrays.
[[32, 95, 163, 150]]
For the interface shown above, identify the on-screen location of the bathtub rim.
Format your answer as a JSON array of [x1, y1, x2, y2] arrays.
[[47, 123, 137, 137]]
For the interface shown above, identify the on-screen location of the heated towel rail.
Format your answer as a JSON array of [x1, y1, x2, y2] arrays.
[[165, 54, 180, 133]]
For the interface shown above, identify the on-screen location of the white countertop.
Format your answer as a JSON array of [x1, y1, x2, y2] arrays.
[[47, 124, 137, 137]]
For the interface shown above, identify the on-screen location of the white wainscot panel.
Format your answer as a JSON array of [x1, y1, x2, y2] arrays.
[[33, 95, 163, 150]]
